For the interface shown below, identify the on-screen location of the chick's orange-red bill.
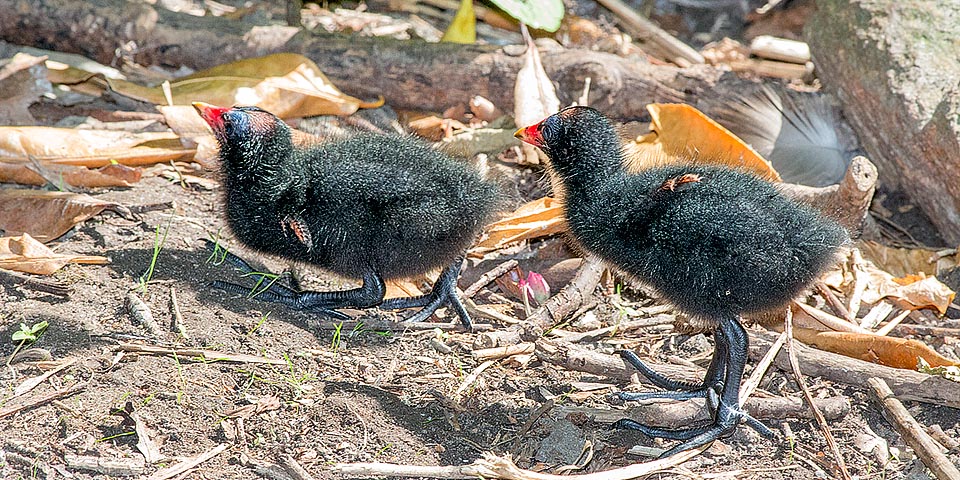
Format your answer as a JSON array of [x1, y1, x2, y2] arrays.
[[192, 102, 230, 130], [514, 122, 546, 148]]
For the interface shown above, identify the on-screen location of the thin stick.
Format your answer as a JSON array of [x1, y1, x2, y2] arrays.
[[147, 444, 229, 480], [473, 343, 534, 362], [0, 381, 89, 419], [592, 0, 704, 66], [785, 308, 852, 480], [875, 310, 910, 336], [455, 359, 496, 397], [740, 331, 787, 403], [815, 283, 852, 321], [116, 342, 286, 365], [279, 455, 317, 480], [868, 378, 960, 480], [463, 260, 519, 298], [528, 255, 604, 329], [169, 286, 190, 339], [557, 315, 675, 343], [333, 446, 706, 479]]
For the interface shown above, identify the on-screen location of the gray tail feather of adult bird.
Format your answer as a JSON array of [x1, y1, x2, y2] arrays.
[[707, 84, 859, 187]]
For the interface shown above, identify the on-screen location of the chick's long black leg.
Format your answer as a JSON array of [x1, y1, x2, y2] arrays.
[[204, 239, 385, 318], [379, 259, 472, 330], [616, 329, 727, 402], [612, 316, 774, 457]]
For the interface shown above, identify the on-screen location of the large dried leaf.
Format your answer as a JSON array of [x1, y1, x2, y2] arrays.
[[106, 53, 381, 118], [0, 128, 193, 168], [514, 28, 559, 165], [0, 190, 119, 242], [858, 240, 959, 278], [623, 103, 781, 181], [0, 162, 140, 188], [0, 53, 50, 125], [0, 233, 109, 275], [472, 197, 565, 253], [792, 327, 960, 370]]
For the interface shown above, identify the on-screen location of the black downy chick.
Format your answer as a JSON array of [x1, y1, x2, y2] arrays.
[[194, 103, 499, 329], [516, 106, 849, 455]]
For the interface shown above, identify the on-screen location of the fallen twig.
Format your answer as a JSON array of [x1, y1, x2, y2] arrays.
[[332, 447, 706, 479], [309, 318, 495, 332], [455, 359, 496, 398], [116, 342, 286, 365], [0, 268, 71, 296], [463, 259, 519, 297], [555, 315, 675, 343], [528, 255, 604, 329], [784, 309, 851, 480], [750, 332, 960, 409], [868, 378, 960, 480], [169, 286, 190, 339], [473, 343, 534, 361], [559, 395, 850, 427], [740, 331, 787, 403], [148, 444, 229, 480], [279, 454, 316, 480], [0, 380, 89, 419], [535, 339, 702, 385], [65, 454, 146, 476]]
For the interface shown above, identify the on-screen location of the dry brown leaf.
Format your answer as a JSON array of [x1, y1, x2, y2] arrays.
[[0, 162, 140, 188], [0, 190, 119, 242], [386, 278, 426, 298], [0, 53, 50, 125], [0, 127, 194, 168], [106, 53, 381, 118], [792, 327, 960, 370], [623, 103, 781, 180], [514, 29, 560, 165], [472, 197, 565, 253], [858, 240, 959, 278], [0, 233, 109, 275]]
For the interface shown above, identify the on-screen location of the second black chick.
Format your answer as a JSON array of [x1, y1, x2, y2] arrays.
[[194, 103, 499, 329], [516, 106, 849, 455]]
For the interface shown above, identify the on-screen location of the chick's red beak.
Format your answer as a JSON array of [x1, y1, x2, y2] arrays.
[[192, 102, 229, 132], [514, 122, 546, 149]]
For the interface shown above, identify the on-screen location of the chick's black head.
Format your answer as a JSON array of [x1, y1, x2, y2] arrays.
[[193, 103, 290, 174], [516, 106, 623, 182]]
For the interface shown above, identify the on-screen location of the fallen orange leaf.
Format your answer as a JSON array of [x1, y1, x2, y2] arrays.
[[472, 197, 565, 253], [0, 128, 193, 168], [623, 103, 781, 181], [0, 233, 109, 275], [792, 327, 960, 370]]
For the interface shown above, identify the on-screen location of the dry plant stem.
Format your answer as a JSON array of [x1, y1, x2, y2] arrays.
[[0, 380, 89, 419], [169, 286, 189, 339], [315, 317, 494, 331], [455, 359, 496, 397], [560, 395, 850, 426], [557, 314, 675, 343], [463, 296, 521, 325], [535, 339, 703, 384], [875, 310, 910, 336], [528, 255, 604, 329], [148, 444, 229, 480], [740, 331, 787, 403], [473, 343, 534, 361], [474, 327, 523, 349], [116, 342, 287, 365], [751, 331, 960, 409], [591, 0, 704, 66], [64, 455, 145, 476], [463, 259, 518, 297], [785, 309, 851, 480], [815, 283, 853, 321], [868, 378, 960, 480], [793, 302, 871, 333], [0, 268, 71, 296], [333, 447, 706, 480], [891, 323, 960, 337]]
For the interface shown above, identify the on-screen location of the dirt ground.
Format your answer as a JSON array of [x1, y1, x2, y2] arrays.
[[2, 169, 959, 480]]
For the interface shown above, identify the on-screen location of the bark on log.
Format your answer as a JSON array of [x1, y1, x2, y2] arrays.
[[0, 0, 719, 119], [806, 1, 960, 244]]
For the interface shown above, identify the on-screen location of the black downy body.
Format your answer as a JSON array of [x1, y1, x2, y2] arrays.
[[196, 103, 499, 328], [517, 106, 849, 455]]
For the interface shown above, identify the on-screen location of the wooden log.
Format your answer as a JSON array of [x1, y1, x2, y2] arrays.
[[806, 1, 960, 244], [0, 0, 717, 119]]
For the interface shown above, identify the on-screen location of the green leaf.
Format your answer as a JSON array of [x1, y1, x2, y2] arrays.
[[12, 331, 31, 342], [488, 0, 564, 32]]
